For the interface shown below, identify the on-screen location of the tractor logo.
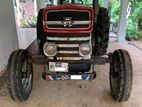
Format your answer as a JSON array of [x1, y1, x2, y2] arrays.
[[62, 17, 73, 27]]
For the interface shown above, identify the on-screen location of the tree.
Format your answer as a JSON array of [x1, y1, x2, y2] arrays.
[[127, 0, 142, 40]]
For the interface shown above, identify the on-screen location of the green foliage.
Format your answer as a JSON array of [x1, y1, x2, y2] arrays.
[[20, 15, 37, 28], [109, 0, 120, 22], [82, 0, 104, 7], [82, 0, 93, 5], [126, 0, 142, 40], [139, 39, 142, 43], [126, 30, 138, 40], [108, 0, 142, 40], [20, 19, 29, 28], [99, 0, 104, 7]]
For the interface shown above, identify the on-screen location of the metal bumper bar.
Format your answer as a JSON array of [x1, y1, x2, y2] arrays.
[[29, 54, 110, 65], [42, 72, 96, 81]]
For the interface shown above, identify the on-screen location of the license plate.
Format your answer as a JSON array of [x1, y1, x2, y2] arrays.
[[49, 62, 68, 72]]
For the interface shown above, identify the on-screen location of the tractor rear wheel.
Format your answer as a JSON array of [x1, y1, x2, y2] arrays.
[[109, 49, 133, 102], [37, 9, 46, 55], [93, 7, 110, 56], [7, 49, 33, 101]]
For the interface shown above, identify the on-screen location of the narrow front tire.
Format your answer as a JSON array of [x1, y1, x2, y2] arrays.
[[109, 49, 133, 102], [7, 49, 33, 101]]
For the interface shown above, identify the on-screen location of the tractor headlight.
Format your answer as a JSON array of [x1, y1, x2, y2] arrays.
[[79, 44, 92, 56], [43, 42, 57, 56]]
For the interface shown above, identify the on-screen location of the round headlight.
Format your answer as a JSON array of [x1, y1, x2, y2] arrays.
[[79, 44, 92, 56], [43, 42, 57, 56]]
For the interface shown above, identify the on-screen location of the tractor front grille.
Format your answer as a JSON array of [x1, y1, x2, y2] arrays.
[[45, 10, 91, 30], [47, 34, 90, 61]]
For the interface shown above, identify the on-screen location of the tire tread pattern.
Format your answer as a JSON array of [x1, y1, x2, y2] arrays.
[[110, 49, 133, 102], [93, 7, 110, 56], [7, 49, 33, 101]]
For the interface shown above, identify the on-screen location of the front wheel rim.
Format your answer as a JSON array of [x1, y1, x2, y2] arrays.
[[22, 60, 32, 93]]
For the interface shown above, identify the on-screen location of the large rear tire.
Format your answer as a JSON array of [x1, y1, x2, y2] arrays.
[[7, 49, 33, 101], [109, 49, 133, 102], [37, 9, 46, 55], [93, 7, 110, 56]]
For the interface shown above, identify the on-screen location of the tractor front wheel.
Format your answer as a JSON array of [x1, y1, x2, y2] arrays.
[[7, 49, 33, 101], [109, 49, 133, 102]]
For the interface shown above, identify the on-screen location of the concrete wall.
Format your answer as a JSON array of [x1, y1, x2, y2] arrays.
[[0, 0, 19, 71], [17, 28, 36, 49]]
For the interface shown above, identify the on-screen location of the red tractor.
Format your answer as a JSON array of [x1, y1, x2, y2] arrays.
[[7, 0, 133, 102]]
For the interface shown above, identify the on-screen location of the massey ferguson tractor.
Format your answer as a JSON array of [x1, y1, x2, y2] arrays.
[[7, 0, 133, 102]]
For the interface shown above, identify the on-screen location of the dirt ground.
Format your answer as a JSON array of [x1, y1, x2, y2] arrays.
[[0, 37, 142, 107]]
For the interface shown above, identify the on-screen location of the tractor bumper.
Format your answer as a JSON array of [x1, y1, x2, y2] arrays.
[[42, 71, 96, 81]]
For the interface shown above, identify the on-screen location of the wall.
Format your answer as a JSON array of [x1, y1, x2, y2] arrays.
[[0, 0, 19, 71], [17, 28, 36, 49]]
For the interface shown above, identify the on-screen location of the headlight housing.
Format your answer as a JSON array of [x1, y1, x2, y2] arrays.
[[43, 42, 57, 56], [79, 44, 92, 56]]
